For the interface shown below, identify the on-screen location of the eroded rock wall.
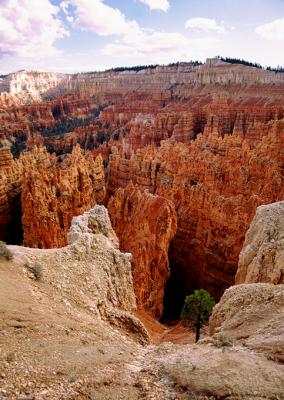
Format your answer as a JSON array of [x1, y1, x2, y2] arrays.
[[22, 145, 106, 248], [108, 119, 284, 314], [108, 184, 177, 318]]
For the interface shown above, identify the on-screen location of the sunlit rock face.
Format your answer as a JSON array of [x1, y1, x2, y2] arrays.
[[236, 201, 284, 285]]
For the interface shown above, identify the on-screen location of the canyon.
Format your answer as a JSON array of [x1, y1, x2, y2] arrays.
[[0, 202, 283, 399], [0, 58, 284, 320]]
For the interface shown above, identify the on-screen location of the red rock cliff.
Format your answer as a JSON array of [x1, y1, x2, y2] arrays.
[[108, 119, 284, 315], [22, 145, 106, 248], [108, 183, 177, 318]]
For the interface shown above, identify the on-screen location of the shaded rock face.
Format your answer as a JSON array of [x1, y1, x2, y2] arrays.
[[22, 145, 106, 248], [209, 283, 284, 363], [0, 146, 52, 244], [236, 201, 284, 284], [108, 184, 177, 318]]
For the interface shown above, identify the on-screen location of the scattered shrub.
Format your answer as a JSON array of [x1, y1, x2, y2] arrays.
[[25, 262, 43, 281], [0, 241, 13, 260], [214, 333, 235, 348]]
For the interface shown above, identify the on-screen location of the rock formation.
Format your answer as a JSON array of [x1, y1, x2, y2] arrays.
[[0, 59, 284, 317], [209, 283, 284, 362], [236, 201, 284, 284], [0, 146, 51, 244], [1, 207, 283, 399], [108, 184, 177, 318], [108, 118, 284, 315], [22, 145, 106, 248]]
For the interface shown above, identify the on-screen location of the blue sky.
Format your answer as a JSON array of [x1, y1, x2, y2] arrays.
[[0, 0, 284, 73]]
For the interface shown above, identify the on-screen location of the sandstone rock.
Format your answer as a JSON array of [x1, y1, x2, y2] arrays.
[[9, 205, 148, 343], [108, 120, 284, 314], [22, 145, 106, 248], [236, 201, 284, 284], [209, 283, 284, 362], [141, 343, 284, 400], [108, 184, 177, 318]]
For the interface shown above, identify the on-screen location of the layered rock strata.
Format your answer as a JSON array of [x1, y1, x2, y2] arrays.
[[108, 184, 177, 318]]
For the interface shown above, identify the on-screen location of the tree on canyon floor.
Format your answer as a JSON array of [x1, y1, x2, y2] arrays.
[[181, 289, 215, 343]]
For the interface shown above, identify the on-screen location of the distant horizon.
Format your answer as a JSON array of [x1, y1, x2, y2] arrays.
[[1, 56, 284, 76], [1, 1, 284, 74]]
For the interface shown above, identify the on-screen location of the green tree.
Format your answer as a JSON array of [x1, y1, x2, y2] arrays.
[[181, 289, 215, 343]]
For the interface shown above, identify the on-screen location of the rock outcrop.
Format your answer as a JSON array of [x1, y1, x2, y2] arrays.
[[22, 145, 106, 248], [0, 205, 149, 398], [209, 283, 284, 362], [1, 208, 283, 399], [236, 201, 284, 284], [108, 184, 177, 318]]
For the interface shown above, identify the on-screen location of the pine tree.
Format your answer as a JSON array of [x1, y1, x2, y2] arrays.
[[181, 289, 215, 343]]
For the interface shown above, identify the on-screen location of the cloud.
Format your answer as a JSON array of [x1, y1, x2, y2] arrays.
[[103, 29, 220, 64], [60, 0, 220, 63], [138, 0, 170, 12], [185, 18, 225, 34], [255, 18, 284, 40], [0, 0, 68, 57], [61, 0, 140, 36]]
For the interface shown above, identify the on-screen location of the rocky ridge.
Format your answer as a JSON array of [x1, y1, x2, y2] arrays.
[[22, 145, 106, 248], [0, 145, 106, 248], [1, 59, 284, 106]]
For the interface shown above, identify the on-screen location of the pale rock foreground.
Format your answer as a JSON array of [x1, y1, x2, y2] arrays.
[[1, 205, 283, 399], [236, 200, 284, 284]]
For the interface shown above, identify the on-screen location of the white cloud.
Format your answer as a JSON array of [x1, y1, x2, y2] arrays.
[[60, 0, 220, 64], [255, 18, 284, 40], [185, 18, 225, 34], [138, 0, 170, 12], [103, 30, 220, 64], [0, 0, 68, 57], [61, 0, 140, 36]]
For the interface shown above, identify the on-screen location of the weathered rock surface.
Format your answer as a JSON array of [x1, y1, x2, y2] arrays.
[[22, 145, 106, 248], [209, 283, 284, 362], [236, 201, 284, 284], [1, 207, 283, 399], [134, 342, 284, 400], [0, 146, 51, 244], [0, 205, 149, 399], [109, 120, 284, 315], [108, 184, 177, 318]]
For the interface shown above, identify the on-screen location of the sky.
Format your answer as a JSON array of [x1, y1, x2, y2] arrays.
[[0, 0, 284, 73]]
